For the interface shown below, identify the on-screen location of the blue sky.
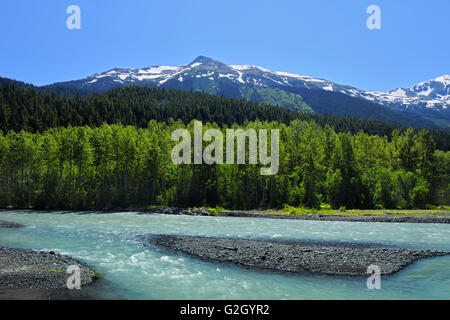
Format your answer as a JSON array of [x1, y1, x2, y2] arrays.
[[0, 0, 448, 91]]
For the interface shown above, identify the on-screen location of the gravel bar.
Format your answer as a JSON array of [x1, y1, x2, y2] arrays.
[[138, 208, 450, 224], [0, 247, 96, 289], [217, 212, 450, 224], [148, 235, 449, 276]]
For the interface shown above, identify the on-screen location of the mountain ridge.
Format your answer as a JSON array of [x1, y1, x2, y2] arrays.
[[18, 56, 450, 129], [46, 56, 448, 109]]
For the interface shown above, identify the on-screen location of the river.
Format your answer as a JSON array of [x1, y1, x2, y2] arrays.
[[0, 210, 449, 299]]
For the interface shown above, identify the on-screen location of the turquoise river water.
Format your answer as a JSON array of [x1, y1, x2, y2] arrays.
[[0, 210, 449, 299]]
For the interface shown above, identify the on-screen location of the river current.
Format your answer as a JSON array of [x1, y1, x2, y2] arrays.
[[0, 210, 449, 299]]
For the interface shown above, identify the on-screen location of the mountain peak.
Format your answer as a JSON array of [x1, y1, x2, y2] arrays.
[[191, 56, 214, 63], [189, 56, 225, 67]]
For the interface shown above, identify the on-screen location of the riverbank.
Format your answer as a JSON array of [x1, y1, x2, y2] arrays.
[[216, 211, 450, 224], [2, 207, 450, 223], [1, 218, 92, 299], [145, 207, 450, 224], [0, 247, 96, 289], [148, 235, 449, 276], [0, 243, 98, 299]]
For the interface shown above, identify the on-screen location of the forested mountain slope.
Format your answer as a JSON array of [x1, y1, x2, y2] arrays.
[[2, 82, 450, 150]]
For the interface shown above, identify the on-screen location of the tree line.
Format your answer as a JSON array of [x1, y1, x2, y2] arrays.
[[1, 82, 450, 151], [0, 121, 448, 210]]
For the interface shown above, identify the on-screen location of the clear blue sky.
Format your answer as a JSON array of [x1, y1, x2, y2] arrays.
[[0, 0, 448, 91]]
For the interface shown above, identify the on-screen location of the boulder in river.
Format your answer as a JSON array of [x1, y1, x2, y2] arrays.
[[0, 220, 24, 228]]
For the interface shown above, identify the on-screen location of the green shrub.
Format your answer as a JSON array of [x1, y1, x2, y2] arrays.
[[91, 270, 102, 280], [48, 269, 63, 273], [282, 205, 306, 216], [320, 203, 332, 210]]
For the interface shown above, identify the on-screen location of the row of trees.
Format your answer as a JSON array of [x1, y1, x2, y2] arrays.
[[2, 83, 450, 151], [0, 120, 448, 210]]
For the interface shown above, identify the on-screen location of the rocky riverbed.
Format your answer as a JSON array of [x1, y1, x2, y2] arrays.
[[0, 218, 99, 299], [0, 247, 97, 290], [218, 211, 450, 224], [135, 208, 450, 224], [148, 235, 449, 276]]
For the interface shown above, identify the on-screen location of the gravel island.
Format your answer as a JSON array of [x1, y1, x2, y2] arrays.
[[0, 247, 98, 299], [148, 235, 449, 276]]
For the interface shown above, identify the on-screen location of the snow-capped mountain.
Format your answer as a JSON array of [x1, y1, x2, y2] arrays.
[[44, 56, 450, 129], [366, 75, 449, 112], [59, 55, 344, 97]]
